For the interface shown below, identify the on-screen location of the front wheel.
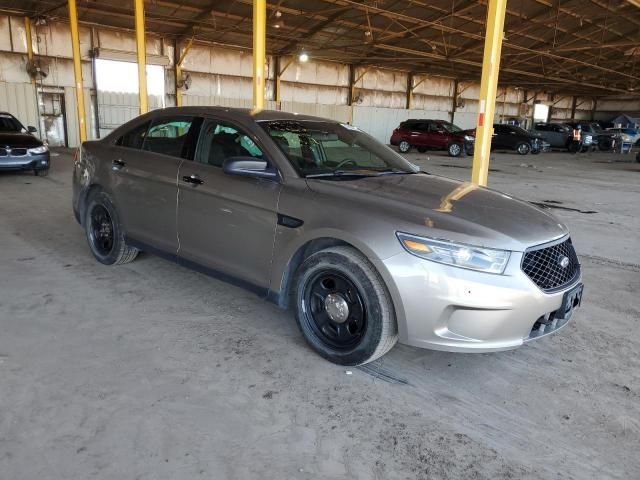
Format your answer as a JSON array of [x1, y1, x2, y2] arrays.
[[516, 142, 531, 155], [398, 140, 411, 153], [34, 169, 49, 176], [293, 246, 398, 366], [448, 142, 463, 157], [84, 190, 139, 265]]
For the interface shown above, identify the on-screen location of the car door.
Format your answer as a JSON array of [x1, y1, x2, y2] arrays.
[[551, 124, 569, 147], [491, 124, 507, 149], [406, 121, 427, 147], [110, 115, 201, 253], [429, 122, 450, 149], [176, 117, 282, 290]]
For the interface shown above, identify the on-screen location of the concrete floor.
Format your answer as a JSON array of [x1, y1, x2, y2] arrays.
[[0, 147, 638, 479]]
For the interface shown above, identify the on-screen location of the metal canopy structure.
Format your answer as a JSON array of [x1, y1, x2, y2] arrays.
[[4, 0, 640, 96]]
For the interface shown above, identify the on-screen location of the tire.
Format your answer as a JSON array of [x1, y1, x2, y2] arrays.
[[398, 140, 411, 153], [84, 189, 138, 265], [34, 169, 49, 176], [292, 246, 398, 366], [599, 139, 612, 151], [448, 142, 463, 157], [516, 142, 531, 155], [417, 147, 427, 153]]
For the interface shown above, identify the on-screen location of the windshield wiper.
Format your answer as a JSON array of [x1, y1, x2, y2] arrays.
[[305, 170, 379, 178]]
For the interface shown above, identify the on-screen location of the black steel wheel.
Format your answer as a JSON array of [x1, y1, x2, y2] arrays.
[[302, 271, 367, 350], [89, 204, 115, 256], [293, 246, 398, 365], [84, 190, 139, 265]]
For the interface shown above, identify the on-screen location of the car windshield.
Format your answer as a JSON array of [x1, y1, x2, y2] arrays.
[[439, 122, 463, 133], [510, 126, 529, 135], [260, 120, 418, 177], [0, 114, 23, 133]]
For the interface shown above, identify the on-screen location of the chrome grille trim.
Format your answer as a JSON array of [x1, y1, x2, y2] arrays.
[[521, 236, 581, 293]]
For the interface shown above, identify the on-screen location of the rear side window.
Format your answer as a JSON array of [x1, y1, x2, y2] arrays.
[[142, 116, 196, 158], [116, 121, 150, 149]]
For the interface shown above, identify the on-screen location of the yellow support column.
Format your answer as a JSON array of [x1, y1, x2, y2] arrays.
[[24, 17, 35, 87], [471, 0, 507, 187], [134, 0, 148, 114], [252, 0, 266, 110], [67, 0, 87, 142], [175, 37, 193, 107]]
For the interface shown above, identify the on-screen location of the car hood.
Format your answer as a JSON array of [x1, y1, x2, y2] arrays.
[[0, 132, 42, 148], [306, 173, 567, 252]]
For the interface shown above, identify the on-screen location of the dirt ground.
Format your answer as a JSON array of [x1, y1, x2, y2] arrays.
[[0, 147, 638, 479]]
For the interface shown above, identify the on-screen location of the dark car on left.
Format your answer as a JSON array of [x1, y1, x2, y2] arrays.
[[0, 111, 49, 176]]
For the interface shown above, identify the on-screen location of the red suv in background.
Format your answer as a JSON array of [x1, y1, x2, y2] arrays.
[[390, 119, 475, 157]]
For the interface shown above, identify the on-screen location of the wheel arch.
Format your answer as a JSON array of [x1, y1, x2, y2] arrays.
[[271, 233, 407, 343], [78, 184, 117, 227]]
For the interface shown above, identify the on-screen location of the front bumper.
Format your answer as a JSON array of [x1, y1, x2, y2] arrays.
[[382, 250, 581, 352], [464, 141, 475, 155], [0, 152, 50, 171]]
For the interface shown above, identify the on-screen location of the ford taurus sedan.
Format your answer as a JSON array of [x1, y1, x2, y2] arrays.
[[72, 107, 583, 365]]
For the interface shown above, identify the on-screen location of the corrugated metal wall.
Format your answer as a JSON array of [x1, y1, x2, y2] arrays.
[[1, 14, 633, 149], [0, 81, 39, 128], [97, 91, 164, 137]]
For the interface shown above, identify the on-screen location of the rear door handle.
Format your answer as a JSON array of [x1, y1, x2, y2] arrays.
[[112, 159, 126, 170], [182, 174, 204, 185]]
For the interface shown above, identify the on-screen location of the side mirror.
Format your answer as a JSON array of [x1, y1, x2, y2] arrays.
[[27, 126, 37, 133], [223, 156, 278, 180]]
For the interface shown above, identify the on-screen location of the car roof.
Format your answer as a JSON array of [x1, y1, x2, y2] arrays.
[[404, 119, 448, 122], [148, 106, 340, 124]]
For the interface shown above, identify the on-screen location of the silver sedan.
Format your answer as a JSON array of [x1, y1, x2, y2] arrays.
[[72, 107, 583, 365]]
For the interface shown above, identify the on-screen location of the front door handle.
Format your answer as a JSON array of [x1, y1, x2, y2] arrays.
[[182, 174, 204, 185], [112, 159, 126, 170]]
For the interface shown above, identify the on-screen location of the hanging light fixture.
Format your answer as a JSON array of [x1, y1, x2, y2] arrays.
[[273, 10, 284, 29]]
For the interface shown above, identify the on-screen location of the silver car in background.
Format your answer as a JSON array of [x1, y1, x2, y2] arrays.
[[72, 107, 583, 365]]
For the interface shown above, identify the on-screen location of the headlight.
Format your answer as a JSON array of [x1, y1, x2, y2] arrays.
[[28, 145, 48, 155], [464, 135, 474, 142], [622, 134, 631, 142], [397, 232, 510, 274]]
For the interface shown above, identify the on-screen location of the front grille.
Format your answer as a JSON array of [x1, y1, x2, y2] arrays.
[[0, 148, 6, 156], [10, 148, 28, 156], [521, 237, 580, 292]]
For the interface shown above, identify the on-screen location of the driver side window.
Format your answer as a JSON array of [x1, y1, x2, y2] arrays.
[[195, 119, 264, 168]]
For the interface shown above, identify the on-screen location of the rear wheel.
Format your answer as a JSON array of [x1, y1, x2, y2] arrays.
[[293, 246, 398, 365], [516, 142, 531, 155], [448, 142, 463, 157], [398, 140, 411, 153], [84, 190, 138, 265]]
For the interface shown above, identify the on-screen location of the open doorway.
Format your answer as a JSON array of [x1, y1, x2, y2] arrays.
[[94, 59, 165, 136]]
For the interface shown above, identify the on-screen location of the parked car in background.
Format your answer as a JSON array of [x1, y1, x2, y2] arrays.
[[565, 122, 614, 151], [530, 122, 575, 150], [0, 111, 49, 175], [467, 124, 547, 155], [390, 119, 474, 157], [73, 107, 583, 365], [606, 127, 640, 146]]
